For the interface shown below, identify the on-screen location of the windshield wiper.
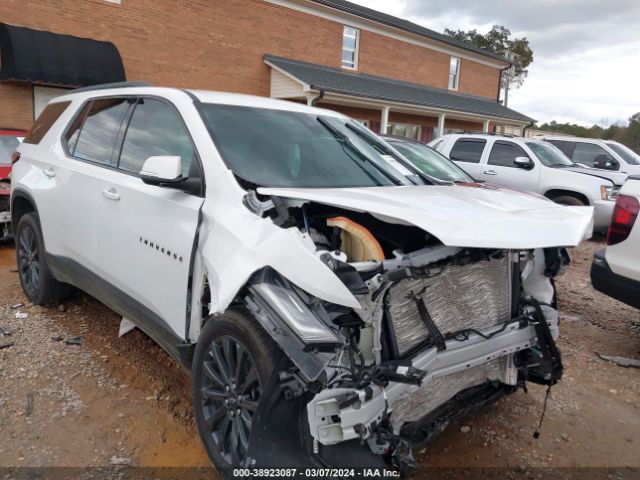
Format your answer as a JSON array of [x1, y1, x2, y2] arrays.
[[344, 123, 443, 186], [316, 117, 403, 186]]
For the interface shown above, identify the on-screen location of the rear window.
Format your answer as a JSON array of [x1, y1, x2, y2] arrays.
[[23, 101, 71, 145], [449, 138, 486, 163], [68, 98, 130, 165]]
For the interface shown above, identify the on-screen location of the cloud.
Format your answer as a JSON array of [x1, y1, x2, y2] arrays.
[[348, 0, 640, 125]]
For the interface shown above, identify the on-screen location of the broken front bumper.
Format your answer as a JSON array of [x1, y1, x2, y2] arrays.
[[307, 305, 559, 444]]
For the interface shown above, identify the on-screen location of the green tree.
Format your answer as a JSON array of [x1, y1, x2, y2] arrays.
[[536, 114, 640, 155], [445, 25, 533, 105], [620, 113, 640, 154]]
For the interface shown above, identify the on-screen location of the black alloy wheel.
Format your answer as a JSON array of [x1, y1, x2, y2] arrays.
[[199, 335, 262, 465], [17, 221, 40, 295]]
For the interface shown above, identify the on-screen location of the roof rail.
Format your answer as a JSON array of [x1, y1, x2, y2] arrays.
[[71, 81, 151, 94], [462, 131, 518, 138]]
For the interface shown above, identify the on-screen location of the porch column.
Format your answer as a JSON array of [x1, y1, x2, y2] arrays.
[[436, 113, 446, 138], [306, 95, 314, 106], [381, 106, 390, 135], [483, 119, 490, 133]]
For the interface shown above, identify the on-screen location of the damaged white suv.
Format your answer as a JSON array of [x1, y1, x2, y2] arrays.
[[11, 84, 593, 475]]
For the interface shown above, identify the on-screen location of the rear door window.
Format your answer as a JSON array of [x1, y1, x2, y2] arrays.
[[23, 101, 71, 145], [487, 141, 530, 168], [546, 140, 576, 158], [71, 98, 130, 165], [449, 138, 486, 163], [118, 98, 195, 177]]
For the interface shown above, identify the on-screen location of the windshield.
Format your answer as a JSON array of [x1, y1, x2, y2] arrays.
[[198, 104, 418, 188], [0, 135, 20, 165], [388, 140, 473, 182], [606, 142, 640, 165], [526, 142, 574, 167]]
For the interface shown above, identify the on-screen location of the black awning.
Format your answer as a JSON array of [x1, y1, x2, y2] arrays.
[[0, 23, 125, 87]]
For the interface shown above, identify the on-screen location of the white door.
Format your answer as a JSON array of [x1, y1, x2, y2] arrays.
[[448, 138, 487, 180], [480, 140, 540, 193], [95, 97, 204, 339], [36, 98, 132, 270]]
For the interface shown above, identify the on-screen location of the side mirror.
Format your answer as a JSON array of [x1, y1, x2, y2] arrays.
[[140, 156, 185, 186], [593, 154, 619, 171], [514, 156, 534, 170]]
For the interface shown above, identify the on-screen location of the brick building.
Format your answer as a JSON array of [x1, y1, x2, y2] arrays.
[[0, 0, 533, 140]]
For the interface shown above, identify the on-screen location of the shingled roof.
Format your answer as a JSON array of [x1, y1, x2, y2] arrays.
[[307, 0, 509, 63], [264, 55, 534, 123]]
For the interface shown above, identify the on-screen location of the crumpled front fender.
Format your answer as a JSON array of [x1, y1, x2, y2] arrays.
[[198, 201, 360, 315]]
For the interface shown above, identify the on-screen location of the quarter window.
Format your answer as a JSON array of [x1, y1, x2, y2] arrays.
[[448, 57, 460, 90], [488, 141, 530, 168], [118, 98, 195, 177], [23, 101, 71, 145], [342, 26, 359, 69], [71, 98, 130, 165], [449, 138, 486, 163]]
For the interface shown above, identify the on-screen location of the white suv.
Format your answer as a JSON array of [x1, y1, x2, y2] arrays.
[[11, 84, 594, 475], [430, 133, 624, 232], [591, 176, 640, 309], [541, 136, 640, 175]]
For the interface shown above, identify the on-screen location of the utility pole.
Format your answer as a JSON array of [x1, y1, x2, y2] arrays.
[[502, 50, 518, 107]]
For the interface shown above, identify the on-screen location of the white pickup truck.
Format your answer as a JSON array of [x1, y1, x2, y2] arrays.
[[430, 133, 625, 232], [591, 175, 640, 309]]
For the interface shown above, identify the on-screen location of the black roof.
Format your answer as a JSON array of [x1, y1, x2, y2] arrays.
[[307, 0, 508, 63], [0, 23, 125, 87], [264, 55, 534, 123]]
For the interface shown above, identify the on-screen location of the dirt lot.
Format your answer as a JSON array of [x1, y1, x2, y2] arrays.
[[0, 238, 639, 476]]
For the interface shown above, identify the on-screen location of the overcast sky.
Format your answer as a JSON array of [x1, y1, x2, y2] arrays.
[[349, 0, 640, 126]]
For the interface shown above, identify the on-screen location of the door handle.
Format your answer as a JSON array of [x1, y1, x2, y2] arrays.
[[102, 187, 120, 201], [483, 170, 497, 176], [42, 167, 56, 178]]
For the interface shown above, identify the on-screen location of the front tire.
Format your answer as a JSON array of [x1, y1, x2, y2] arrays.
[[15, 213, 71, 305], [192, 308, 281, 475], [552, 195, 585, 206]]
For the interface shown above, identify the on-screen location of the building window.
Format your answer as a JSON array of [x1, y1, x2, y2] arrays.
[[387, 123, 421, 140], [342, 26, 359, 69], [448, 56, 460, 90]]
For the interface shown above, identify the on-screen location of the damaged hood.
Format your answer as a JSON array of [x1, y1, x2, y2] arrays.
[[258, 184, 594, 249]]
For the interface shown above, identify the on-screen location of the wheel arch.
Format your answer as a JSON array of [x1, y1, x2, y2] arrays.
[[543, 188, 590, 205], [10, 188, 38, 233]]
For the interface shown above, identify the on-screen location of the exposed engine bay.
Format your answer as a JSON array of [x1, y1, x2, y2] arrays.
[[239, 192, 566, 473]]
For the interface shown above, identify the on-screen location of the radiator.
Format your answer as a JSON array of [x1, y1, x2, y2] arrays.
[[385, 255, 512, 357]]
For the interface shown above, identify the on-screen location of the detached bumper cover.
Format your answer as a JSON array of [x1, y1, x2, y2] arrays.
[[591, 249, 640, 309]]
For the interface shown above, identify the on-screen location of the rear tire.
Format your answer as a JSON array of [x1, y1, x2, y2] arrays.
[[192, 308, 281, 476], [552, 195, 585, 206], [15, 213, 72, 305]]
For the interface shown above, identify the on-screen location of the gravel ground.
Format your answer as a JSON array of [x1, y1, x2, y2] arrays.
[[0, 238, 639, 476]]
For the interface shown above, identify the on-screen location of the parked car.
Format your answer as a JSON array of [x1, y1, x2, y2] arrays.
[[12, 84, 593, 475], [591, 175, 640, 309], [0, 128, 27, 240], [381, 135, 474, 183], [541, 136, 640, 175], [430, 133, 622, 232]]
